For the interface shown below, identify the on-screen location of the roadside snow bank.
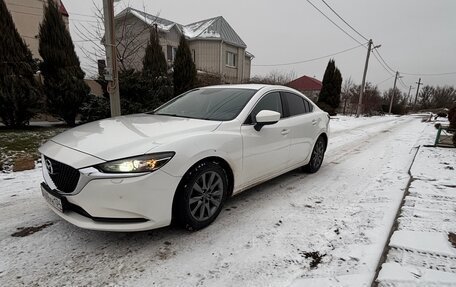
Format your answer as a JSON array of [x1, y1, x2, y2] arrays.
[[377, 143, 456, 286]]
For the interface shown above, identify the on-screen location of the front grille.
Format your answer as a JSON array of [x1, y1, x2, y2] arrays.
[[44, 157, 80, 193]]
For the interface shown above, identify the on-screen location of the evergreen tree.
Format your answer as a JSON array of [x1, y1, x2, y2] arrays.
[[173, 35, 196, 96], [39, 1, 89, 126], [142, 28, 167, 79], [0, 0, 40, 127], [141, 27, 173, 107], [317, 59, 343, 115]]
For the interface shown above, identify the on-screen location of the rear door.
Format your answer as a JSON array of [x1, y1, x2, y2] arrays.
[[281, 92, 320, 166]]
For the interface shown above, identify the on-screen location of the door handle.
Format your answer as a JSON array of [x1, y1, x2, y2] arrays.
[[312, 119, 318, 125], [281, 129, 290, 135]]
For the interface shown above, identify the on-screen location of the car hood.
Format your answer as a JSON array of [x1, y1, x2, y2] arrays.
[[47, 114, 222, 161]]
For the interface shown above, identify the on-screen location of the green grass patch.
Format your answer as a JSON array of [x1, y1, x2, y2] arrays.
[[0, 126, 67, 172]]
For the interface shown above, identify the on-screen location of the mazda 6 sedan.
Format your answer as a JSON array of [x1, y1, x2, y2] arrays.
[[39, 84, 330, 231]]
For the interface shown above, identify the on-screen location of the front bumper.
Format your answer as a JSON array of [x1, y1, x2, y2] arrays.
[[41, 166, 182, 232]]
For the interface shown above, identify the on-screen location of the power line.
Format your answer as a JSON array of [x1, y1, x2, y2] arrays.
[[21, 35, 37, 39], [375, 75, 394, 86], [398, 77, 408, 89], [68, 12, 98, 19], [306, 0, 455, 83], [371, 52, 395, 76], [305, 0, 366, 46], [8, 2, 98, 18], [8, 9, 42, 17], [320, 0, 369, 41], [70, 17, 100, 24], [9, 9, 99, 23], [400, 71, 456, 76], [7, 3, 42, 10], [252, 43, 366, 67], [373, 50, 396, 73], [373, 48, 456, 77]]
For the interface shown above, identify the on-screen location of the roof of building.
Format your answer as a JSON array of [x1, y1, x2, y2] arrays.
[[58, 0, 69, 17], [117, 8, 247, 49], [287, 75, 322, 91]]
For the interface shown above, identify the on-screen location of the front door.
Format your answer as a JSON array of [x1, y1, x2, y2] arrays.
[[240, 92, 290, 186]]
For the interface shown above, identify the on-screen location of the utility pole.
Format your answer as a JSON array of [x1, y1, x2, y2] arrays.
[[357, 39, 373, 117], [407, 85, 414, 105], [414, 78, 422, 109], [103, 0, 121, 117], [407, 85, 412, 101], [388, 71, 399, 114]]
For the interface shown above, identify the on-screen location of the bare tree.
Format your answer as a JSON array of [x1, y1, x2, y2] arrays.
[[341, 77, 354, 115], [249, 70, 296, 85], [349, 82, 382, 115], [418, 85, 434, 110], [432, 86, 456, 109], [73, 1, 157, 77]]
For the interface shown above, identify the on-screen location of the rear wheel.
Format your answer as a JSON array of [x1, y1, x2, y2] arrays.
[[175, 161, 228, 231], [303, 136, 326, 173]]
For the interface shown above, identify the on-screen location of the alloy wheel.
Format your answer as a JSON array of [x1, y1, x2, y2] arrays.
[[310, 139, 325, 170], [188, 171, 224, 221]]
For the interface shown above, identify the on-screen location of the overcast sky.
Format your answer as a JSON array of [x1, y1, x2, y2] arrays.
[[64, 0, 456, 93]]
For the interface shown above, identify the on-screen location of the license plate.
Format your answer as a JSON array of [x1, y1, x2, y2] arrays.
[[41, 185, 64, 213]]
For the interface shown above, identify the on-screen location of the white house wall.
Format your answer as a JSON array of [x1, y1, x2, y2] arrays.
[[189, 40, 221, 75], [115, 15, 252, 83]]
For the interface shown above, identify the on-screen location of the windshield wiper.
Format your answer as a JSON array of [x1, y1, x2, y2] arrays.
[[154, 113, 202, 119]]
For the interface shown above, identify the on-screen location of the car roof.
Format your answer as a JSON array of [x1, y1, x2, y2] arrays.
[[200, 83, 297, 92]]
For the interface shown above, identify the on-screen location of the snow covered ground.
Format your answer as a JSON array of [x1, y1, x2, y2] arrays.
[[0, 115, 453, 287], [376, 137, 456, 286]]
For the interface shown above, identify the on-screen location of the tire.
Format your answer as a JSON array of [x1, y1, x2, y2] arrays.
[[303, 136, 326, 173], [175, 161, 228, 231]]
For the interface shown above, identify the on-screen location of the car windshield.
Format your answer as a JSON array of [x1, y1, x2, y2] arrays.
[[152, 88, 258, 121]]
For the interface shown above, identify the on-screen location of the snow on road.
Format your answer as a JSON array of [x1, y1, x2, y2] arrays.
[[0, 115, 439, 287]]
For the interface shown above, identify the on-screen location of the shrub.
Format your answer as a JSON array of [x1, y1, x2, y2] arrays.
[[80, 94, 110, 123]]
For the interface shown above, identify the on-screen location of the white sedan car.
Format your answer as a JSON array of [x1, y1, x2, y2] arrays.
[[39, 84, 330, 232]]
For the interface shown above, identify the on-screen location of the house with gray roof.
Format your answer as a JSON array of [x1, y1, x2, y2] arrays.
[[114, 8, 254, 83]]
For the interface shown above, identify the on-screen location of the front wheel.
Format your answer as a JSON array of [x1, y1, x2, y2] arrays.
[[175, 161, 228, 231], [303, 136, 326, 173]]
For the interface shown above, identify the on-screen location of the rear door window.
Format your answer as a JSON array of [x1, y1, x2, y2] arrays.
[[283, 92, 306, 117], [303, 99, 313, 113]]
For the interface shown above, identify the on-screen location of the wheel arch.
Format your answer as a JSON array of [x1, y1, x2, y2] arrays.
[[319, 132, 328, 151], [171, 156, 235, 219]]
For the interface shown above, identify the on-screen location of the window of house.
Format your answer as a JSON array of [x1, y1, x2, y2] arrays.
[[192, 49, 196, 61], [167, 45, 178, 62], [226, 51, 236, 67]]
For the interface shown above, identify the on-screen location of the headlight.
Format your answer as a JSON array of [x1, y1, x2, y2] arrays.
[[96, 152, 175, 173]]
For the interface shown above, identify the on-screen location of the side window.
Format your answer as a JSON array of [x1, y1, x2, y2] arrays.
[[246, 92, 282, 124], [304, 99, 314, 112], [283, 92, 306, 116]]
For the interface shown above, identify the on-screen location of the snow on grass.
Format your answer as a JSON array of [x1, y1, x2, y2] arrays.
[[0, 126, 66, 172]]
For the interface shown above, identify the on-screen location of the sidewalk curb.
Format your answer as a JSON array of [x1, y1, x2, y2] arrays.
[[370, 145, 421, 287]]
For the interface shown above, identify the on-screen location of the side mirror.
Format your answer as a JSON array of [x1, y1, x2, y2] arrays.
[[254, 110, 281, 131]]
